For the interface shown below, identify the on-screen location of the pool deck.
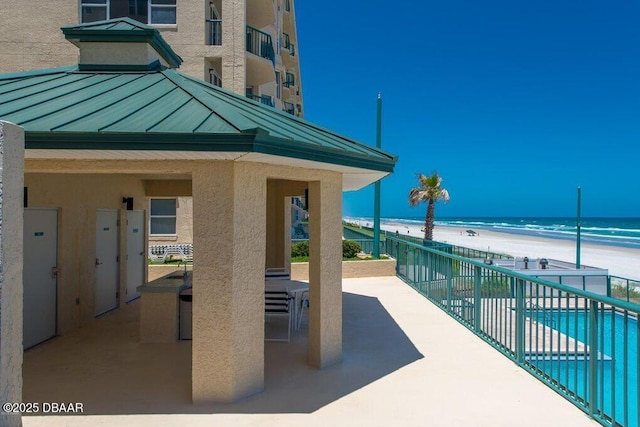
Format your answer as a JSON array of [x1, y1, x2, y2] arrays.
[[22, 276, 598, 427]]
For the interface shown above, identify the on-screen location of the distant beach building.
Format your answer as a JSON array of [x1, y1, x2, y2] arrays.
[[491, 257, 609, 295], [0, 0, 305, 248], [291, 196, 309, 238]]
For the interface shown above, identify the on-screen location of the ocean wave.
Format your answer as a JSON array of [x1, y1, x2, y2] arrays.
[[353, 216, 640, 249]]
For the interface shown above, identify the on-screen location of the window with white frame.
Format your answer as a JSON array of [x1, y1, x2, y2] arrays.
[[81, 0, 176, 25], [149, 198, 177, 235]]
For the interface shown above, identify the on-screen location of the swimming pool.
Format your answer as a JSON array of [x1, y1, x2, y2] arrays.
[[527, 309, 639, 427]]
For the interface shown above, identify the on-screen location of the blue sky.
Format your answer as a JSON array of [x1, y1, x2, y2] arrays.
[[295, 1, 640, 218]]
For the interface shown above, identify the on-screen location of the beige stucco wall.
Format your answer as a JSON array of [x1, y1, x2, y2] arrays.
[[0, 121, 24, 427], [291, 259, 397, 280], [24, 172, 148, 334], [78, 42, 171, 68]]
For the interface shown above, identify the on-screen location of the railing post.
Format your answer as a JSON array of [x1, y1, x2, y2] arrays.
[[515, 278, 525, 364], [588, 300, 599, 417], [446, 256, 453, 312], [474, 266, 481, 332], [626, 278, 630, 303], [425, 251, 431, 299]]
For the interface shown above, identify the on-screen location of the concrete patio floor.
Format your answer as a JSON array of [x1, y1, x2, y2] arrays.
[[22, 276, 597, 427]]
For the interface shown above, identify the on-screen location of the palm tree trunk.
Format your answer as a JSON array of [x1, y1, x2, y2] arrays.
[[425, 200, 435, 240], [423, 208, 429, 240]]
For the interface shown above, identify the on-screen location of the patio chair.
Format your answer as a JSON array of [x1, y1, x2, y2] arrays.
[[148, 245, 168, 263], [179, 244, 193, 263], [165, 245, 185, 261], [265, 289, 293, 342], [265, 267, 290, 280]]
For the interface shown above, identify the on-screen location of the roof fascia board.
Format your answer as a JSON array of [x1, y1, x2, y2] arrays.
[[253, 134, 396, 172], [23, 131, 395, 173]]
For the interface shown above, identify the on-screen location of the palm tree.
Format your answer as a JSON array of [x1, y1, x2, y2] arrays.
[[409, 172, 450, 240]]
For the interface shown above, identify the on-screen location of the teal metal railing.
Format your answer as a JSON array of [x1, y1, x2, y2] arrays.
[[246, 26, 275, 64], [206, 19, 222, 45], [246, 93, 274, 107], [385, 234, 640, 427], [610, 276, 640, 305], [343, 224, 512, 260]]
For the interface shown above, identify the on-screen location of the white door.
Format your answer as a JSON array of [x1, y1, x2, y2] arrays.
[[126, 210, 144, 302], [95, 209, 119, 316], [23, 208, 58, 349]]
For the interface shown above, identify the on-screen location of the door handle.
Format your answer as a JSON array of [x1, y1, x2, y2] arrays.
[[95, 258, 103, 266], [51, 267, 59, 278]]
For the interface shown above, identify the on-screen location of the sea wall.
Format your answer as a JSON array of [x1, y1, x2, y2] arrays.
[[291, 258, 396, 281]]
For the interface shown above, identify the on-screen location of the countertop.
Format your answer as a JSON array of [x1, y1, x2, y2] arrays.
[[137, 270, 193, 294]]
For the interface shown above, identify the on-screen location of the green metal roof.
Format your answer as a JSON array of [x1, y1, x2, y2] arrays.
[[0, 18, 396, 177], [0, 67, 396, 173], [62, 18, 183, 69]]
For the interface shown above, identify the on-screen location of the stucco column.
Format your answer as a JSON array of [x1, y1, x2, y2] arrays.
[[265, 183, 288, 269], [191, 161, 266, 403], [0, 121, 24, 427], [308, 174, 342, 368]]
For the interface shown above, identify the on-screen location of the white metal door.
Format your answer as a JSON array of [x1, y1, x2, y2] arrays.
[[23, 208, 58, 349], [95, 209, 119, 316], [126, 210, 144, 302]]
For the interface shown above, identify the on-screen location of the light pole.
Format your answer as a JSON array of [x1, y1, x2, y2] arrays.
[[373, 93, 382, 258], [576, 186, 581, 269]]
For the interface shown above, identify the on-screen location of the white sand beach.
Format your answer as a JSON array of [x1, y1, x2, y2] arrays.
[[378, 221, 640, 280]]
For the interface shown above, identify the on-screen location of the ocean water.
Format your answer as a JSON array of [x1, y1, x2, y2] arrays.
[[346, 217, 640, 250]]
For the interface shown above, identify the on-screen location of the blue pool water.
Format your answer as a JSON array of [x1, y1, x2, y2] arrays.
[[528, 310, 639, 426]]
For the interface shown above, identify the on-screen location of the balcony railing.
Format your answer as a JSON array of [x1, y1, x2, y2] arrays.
[[384, 233, 640, 427], [247, 93, 274, 107], [283, 72, 295, 88], [206, 19, 222, 45], [246, 26, 275, 65], [283, 33, 295, 56], [283, 101, 295, 115]]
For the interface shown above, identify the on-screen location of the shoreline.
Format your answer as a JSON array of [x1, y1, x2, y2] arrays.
[[374, 221, 640, 279]]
